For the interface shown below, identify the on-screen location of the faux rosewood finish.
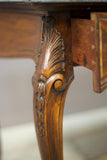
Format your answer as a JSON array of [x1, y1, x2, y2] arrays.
[[91, 13, 107, 92], [32, 15, 74, 160]]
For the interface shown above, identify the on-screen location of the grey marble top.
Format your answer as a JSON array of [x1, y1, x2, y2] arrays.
[[0, 0, 107, 2]]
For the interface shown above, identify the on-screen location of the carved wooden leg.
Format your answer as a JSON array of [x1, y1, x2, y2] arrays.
[[32, 15, 74, 160]]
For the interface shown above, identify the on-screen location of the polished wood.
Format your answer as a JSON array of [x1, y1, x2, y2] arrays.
[[0, 9, 44, 63], [1, 2, 107, 12], [0, 3, 107, 160], [71, 18, 96, 70], [32, 15, 74, 160], [91, 12, 107, 92]]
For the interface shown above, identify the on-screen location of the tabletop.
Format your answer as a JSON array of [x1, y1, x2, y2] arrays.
[[0, 0, 107, 2]]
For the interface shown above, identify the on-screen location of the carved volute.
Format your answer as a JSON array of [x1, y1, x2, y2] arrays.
[[32, 15, 74, 160]]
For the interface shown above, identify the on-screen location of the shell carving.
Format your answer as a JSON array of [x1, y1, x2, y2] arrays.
[[34, 28, 66, 137], [43, 28, 65, 78]]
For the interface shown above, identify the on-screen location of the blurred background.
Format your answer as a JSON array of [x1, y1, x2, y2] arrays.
[[0, 58, 107, 160]]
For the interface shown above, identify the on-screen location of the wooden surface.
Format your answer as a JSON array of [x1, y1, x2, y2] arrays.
[[91, 12, 107, 92], [100, 21, 107, 79], [71, 18, 96, 70], [0, 3, 107, 160], [0, 9, 44, 63], [1, 2, 107, 12], [32, 14, 74, 160], [0, 0, 107, 2]]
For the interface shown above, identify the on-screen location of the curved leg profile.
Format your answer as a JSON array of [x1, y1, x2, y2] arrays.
[[32, 16, 74, 160]]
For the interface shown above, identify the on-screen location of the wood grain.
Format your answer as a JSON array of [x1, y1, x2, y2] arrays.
[[99, 21, 107, 78], [71, 18, 96, 70], [1, 2, 107, 12], [0, 4, 107, 160], [0, 9, 43, 63], [91, 12, 107, 92], [32, 15, 74, 160]]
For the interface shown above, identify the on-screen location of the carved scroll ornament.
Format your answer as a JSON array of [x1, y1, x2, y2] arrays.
[[32, 17, 74, 137]]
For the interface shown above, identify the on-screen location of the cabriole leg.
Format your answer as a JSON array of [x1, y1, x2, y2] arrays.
[[32, 15, 74, 160]]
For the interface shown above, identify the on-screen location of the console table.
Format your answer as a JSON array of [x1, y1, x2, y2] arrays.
[[0, 1, 107, 160]]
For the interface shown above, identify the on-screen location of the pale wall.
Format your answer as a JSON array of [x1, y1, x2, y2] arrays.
[[0, 59, 107, 126]]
